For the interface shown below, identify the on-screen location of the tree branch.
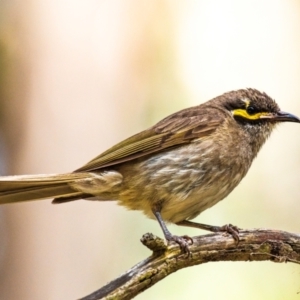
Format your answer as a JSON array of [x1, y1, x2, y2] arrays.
[[79, 229, 300, 300]]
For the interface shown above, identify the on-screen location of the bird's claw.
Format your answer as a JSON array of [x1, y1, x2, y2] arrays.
[[167, 234, 193, 256], [219, 223, 240, 244]]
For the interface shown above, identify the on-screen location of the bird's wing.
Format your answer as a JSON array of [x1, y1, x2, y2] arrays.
[[75, 107, 224, 172]]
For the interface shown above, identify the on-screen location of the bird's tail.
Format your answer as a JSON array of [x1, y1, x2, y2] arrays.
[[0, 173, 92, 204]]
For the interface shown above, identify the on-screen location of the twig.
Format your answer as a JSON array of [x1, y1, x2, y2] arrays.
[[79, 229, 300, 300]]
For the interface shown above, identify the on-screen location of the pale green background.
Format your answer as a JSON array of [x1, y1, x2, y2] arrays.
[[0, 1, 299, 299]]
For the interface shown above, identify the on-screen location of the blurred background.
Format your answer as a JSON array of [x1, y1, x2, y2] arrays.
[[0, 0, 300, 299]]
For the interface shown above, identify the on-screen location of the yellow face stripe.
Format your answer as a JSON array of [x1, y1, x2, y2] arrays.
[[233, 109, 264, 120], [231, 98, 273, 120], [232, 99, 272, 120], [232, 109, 271, 120]]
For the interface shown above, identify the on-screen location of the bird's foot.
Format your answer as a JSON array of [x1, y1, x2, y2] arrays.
[[166, 234, 193, 256], [215, 224, 240, 244], [176, 220, 240, 244]]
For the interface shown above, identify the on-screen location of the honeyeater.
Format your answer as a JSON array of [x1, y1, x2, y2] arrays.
[[0, 88, 299, 252]]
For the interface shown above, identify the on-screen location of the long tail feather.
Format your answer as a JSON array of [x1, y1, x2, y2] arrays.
[[0, 173, 91, 204]]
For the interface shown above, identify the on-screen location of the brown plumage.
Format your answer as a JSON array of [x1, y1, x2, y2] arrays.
[[0, 88, 299, 252]]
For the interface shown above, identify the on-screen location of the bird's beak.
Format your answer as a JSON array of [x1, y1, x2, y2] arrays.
[[260, 111, 300, 123]]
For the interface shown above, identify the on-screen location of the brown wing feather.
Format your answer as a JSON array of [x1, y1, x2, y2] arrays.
[[75, 106, 225, 172]]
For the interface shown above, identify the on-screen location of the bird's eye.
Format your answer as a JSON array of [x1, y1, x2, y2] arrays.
[[246, 106, 257, 115]]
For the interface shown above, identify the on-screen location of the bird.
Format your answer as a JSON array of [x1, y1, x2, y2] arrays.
[[0, 88, 299, 252]]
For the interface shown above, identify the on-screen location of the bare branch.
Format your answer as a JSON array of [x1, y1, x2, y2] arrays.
[[79, 229, 300, 300]]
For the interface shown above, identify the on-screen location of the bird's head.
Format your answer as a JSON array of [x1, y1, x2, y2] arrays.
[[223, 88, 299, 124], [212, 88, 300, 156]]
